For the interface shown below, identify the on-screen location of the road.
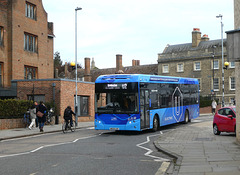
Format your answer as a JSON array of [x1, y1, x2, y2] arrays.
[[0, 115, 212, 175]]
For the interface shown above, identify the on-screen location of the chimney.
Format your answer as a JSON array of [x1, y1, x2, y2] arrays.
[[192, 28, 201, 47], [132, 59, 136, 66], [84, 57, 91, 82], [136, 60, 140, 66], [201, 34, 209, 41], [132, 59, 140, 66], [116, 54, 123, 73]]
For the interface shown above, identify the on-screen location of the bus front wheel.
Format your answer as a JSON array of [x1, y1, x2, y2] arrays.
[[152, 116, 159, 132]]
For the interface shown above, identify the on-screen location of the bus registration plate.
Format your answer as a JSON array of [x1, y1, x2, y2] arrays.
[[110, 128, 119, 131]]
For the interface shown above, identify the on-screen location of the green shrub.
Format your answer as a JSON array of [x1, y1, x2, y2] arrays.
[[199, 96, 218, 108], [0, 99, 32, 119]]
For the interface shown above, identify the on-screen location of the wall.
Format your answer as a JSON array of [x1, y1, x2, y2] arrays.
[[0, 0, 54, 88], [16, 79, 95, 123]]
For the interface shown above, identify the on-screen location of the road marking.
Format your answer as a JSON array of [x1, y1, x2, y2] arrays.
[[155, 162, 170, 175], [136, 131, 170, 162], [0, 135, 97, 158]]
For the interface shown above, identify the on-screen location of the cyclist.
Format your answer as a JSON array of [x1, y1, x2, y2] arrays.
[[63, 106, 75, 130]]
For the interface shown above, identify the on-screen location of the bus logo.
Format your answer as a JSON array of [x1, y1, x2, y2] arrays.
[[172, 87, 183, 122]]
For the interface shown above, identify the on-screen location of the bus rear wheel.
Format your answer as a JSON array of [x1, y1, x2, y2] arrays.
[[152, 116, 159, 132]]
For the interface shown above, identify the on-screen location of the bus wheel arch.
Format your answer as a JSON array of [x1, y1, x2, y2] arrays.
[[152, 115, 160, 132], [183, 109, 189, 124]]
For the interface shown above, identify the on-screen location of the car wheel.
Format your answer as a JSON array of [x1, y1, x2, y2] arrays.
[[152, 116, 159, 132], [213, 124, 221, 135]]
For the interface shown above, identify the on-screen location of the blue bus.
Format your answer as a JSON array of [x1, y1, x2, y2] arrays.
[[95, 74, 199, 131]]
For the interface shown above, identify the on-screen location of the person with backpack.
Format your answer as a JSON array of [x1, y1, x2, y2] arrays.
[[63, 106, 75, 130]]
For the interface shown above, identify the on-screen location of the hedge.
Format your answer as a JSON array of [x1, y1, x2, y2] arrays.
[[0, 99, 33, 119]]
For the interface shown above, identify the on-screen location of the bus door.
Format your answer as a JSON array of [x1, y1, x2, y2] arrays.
[[140, 89, 150, 129]]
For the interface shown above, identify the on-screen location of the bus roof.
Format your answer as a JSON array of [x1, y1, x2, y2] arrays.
[[95, 74, 199, 84]]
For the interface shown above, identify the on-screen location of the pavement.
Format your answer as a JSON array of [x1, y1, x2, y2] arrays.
[[1, 115, 240, 175], [154, 114, 240, 175], [0, 122, 94, 141]]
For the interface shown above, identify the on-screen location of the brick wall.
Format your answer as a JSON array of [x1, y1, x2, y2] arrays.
[[0, 118, 25, 130], [16, 79, 95, 123], [0, 0, 54, 88]]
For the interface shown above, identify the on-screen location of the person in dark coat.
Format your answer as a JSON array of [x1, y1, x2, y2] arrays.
[[63, 106, 75, 130], [37, 101, 47, 132]]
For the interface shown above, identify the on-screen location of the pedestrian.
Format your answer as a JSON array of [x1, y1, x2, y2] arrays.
[[28, 104, 36, 130], [34, 101, 39, 127], [212, 99, 217, 114], [37, 101, 47, 132], [63, 106, 75, 130]]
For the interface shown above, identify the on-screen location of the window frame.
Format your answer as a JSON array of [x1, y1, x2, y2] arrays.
[[75, 96, 90, 116], [162, 64, 169, 73], [25, 2, 37, 20], [0, 62, 3, 87], [230, 62, 235, 68], [0, 26, 3, 46], [197, 78, 201, 91], [24, 65, 38, 80], [213, 60, 219, 70], [229, 77, 235, 90], [194, 61, 201, 71], [213, 77, 219, 91], [24, 33, 38, 53], [177, 63, 184, 72]]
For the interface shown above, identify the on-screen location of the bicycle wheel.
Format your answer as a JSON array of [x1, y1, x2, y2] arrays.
[[49, 116, 55, 125], [62, 121, 67, 133], [71, 120, 76, 132]]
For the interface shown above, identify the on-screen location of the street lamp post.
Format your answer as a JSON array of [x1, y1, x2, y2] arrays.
[[216, 14, 225, 107], [75, 7, 82, 126], [212, 46, 216, 99]]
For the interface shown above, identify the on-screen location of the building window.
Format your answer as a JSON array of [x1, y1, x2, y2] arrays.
[[230, 98, 235, 105], [230, 62, 235, 68], [197, 78, 201, 91], [213, 78, 219, 91], [194, 61, 201, 71], [24, 66, 37, 79], [162, 64, 169, 73], [213, 60, 219, 69], [25, 2, 36, 20], [0, 63, 3, 87], [75, 96, 89, 116], [230, 77, 235, 90], [24, 33, 38, 52], [177, 63, 184, 72], [0, 26, 3, 46]]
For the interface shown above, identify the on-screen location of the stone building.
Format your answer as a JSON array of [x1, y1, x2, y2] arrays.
[[158, 28, 236, 105], [0, 0, 54, 98]]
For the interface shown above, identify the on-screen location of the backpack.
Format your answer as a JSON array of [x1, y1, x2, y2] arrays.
[[64, 108, 71, 118]]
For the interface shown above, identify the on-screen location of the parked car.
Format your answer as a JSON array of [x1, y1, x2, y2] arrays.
[[213, 106, 236, 135]]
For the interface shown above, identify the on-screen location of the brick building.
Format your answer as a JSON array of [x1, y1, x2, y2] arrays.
[[158, 28, 236, 105], [0, 0, 54, 98], [13, 79, 95, 122]]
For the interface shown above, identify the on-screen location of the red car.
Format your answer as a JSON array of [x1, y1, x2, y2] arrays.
[[213, 106, 236, 135]]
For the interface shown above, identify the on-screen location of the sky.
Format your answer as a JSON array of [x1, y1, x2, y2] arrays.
[[42, 0, 234, 69]]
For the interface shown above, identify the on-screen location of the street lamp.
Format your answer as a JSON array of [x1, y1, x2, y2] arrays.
[[75, 7, 82, 126], [216, 14, 225, 107], [212, 45, 216, 99]]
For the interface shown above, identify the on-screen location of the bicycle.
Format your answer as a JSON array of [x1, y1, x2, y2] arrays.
[[46, 108, 55, 125], [62, 119, 76, 133], [23, 111, 31, 128]]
